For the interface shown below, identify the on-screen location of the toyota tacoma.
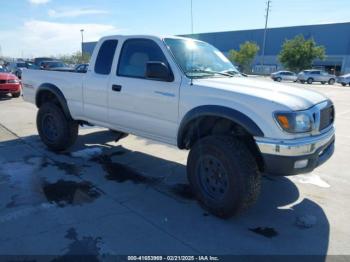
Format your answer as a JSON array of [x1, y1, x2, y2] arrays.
[[22, 35, 335, 218]]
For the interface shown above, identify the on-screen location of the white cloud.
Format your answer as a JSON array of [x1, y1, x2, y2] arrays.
[[0, 20, 121, 57], [48, 8, 109, 18], [28, 0, 51, 5]]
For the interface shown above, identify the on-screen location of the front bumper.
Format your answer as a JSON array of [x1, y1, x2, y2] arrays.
[[0, 84, 21, 94], [255, 127, 335, 175]]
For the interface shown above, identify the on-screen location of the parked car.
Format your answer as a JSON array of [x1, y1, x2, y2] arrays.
[[40, 61, 72, 71], [0, 67, 21, 98], [10, 62, 40, 79], [271, 71, 297, 82], [337, 73, 350, 86], [22, 35, 335, 218], [297, 70, 336, 85], [8, 61, 28, 78], [34, 57, 57, 66], [75, 63, 89, 73]]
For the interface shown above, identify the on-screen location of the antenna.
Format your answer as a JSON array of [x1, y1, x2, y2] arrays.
[[190, 0, 194, 85], [261, 0, 271, 71], [190, 0, 194, 35]]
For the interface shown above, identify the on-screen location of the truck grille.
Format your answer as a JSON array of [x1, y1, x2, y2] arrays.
[[319, 105, 334, 131]]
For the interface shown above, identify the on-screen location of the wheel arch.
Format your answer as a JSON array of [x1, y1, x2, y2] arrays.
[[178, 105, 266, 172], [177, 105, 264, 148], [35, 83, 73, 120]]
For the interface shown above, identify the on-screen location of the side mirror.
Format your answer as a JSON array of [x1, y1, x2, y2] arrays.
[[146, 61, 173, 82]]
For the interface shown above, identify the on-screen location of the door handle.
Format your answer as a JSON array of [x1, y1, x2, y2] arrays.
[[112, 85, 122, 92]]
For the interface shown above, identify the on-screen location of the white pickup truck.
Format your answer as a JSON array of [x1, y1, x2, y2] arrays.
[[22, 35, 335, 218]]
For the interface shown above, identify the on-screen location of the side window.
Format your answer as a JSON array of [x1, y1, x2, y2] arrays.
[[94, 40, 118, 75], [117, 39, 169, 78]]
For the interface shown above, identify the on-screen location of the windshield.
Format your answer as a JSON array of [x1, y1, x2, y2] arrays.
[[17, 63, 27, 68], [164, 38, 239, 78], [47, 62, 65, 68], [26, 63, 39, 69]]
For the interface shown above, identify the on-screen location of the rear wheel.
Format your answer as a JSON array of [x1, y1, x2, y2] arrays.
[[12, 92, 21, 98], [321, 81, 326, 85], [307, 78, 313, 84], [187, 136, 261, 218], [37, 102, 79, 152], [341, 83, 347, 87], [328, 79, 335, 85]]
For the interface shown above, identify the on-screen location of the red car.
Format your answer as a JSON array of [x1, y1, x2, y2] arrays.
[[0, 68, 21, 98]]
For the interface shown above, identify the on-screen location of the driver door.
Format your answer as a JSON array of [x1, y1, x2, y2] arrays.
[[108, 38, 181, 143]]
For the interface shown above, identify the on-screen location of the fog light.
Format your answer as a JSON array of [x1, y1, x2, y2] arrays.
[[294, 160, 309, 169]]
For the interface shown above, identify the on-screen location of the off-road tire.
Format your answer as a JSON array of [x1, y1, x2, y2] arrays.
[[187, 135, 261, 218], [37, 102, 79, 152]]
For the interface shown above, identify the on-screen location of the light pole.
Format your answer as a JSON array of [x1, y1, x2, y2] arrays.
[[261, 0, 271, 73], [80, 29, 84, 57]]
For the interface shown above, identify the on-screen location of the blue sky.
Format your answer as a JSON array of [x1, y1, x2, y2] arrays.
[[1, 0, 349, 57]]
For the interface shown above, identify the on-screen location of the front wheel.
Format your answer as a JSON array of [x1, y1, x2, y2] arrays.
[[341, 83, 347, 87], [307, 78, 313, 84], [187, 136, 261, 218], [12, 92, 21, 98], [37, 102, 79, 152], [276, 77, 282, 82], [328, 79, 335, 85]]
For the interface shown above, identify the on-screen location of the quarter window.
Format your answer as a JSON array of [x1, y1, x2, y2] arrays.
[[117, 39, 169, 78], [94, 40, 118, 75]]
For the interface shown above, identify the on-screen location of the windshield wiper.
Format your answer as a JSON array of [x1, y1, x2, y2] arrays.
[[221, 70, 240, 76], [187, 69, 234, 78]]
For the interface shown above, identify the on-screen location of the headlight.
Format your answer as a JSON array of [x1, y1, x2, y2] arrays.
[[274, 111, 313, 133], [7, 79, 19, 84]]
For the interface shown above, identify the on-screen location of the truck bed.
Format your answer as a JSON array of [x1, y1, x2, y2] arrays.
[[22, 69, 85, 118]]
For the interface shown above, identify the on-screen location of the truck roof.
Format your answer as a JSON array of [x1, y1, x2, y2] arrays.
[[98, 34, 201, 42]]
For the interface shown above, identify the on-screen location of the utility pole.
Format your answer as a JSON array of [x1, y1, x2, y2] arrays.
[[261, 0, 271, 71], [80, 29, 84, 57]]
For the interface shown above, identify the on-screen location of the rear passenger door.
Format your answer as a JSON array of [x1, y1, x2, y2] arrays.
[[83, 39, 118, 123], [108, 38, 181, 143], [311, 71, 321, 81]]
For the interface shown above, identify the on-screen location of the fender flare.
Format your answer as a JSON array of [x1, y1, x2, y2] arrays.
[[177, 105, 264, 148], [35, 83, 72, 119]]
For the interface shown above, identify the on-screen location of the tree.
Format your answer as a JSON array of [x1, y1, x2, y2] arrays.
[[228, 41, 260, 73], [278, 35, 325, 72], [58, 51, 91, 65]]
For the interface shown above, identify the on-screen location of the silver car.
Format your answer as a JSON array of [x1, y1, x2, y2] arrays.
[[337, 73, 350, 86], [271, 71, 297, 82], [297, 69, 336, 85]]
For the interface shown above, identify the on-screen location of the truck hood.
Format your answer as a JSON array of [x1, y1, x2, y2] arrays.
[[194, 77, 328, 111]]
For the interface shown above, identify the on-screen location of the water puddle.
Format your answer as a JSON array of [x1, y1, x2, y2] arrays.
[[249, 227, 279, 238], [43, 180, 102, 207], [54, 228, 101, 261], [40, 158, 85, 176], [91, 154, 160, 185]]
